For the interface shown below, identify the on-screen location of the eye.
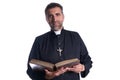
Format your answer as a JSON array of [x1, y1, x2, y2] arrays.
[[56, 13, 61, 16], [48, 14, 53, 18]]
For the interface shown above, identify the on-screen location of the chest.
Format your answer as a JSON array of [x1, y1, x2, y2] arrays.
[[39, 34, 81, 63]]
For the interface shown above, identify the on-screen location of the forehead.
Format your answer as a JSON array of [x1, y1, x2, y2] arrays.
[[47, 7, 62, 14]]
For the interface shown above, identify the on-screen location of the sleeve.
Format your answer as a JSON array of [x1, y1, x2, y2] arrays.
[[78, 33, 93, 78], [26, 37, 45, 80]]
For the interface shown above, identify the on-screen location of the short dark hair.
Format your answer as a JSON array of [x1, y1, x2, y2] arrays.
[[45, 2, 63, 15]]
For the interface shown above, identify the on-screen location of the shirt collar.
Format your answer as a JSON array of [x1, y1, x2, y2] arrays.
[[54, 29, 62, 35]]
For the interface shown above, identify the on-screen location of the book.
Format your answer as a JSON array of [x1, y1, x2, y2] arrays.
[[29, 58, 80, 71]]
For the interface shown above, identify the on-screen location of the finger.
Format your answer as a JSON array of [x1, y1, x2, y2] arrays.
[[55, 68, 67, 76], [45, 69, 48, 72], [61, 67, 68, 73], [66, 68, 74, 72], [45, 69, 51, 74], [73, 64, 80, 67]]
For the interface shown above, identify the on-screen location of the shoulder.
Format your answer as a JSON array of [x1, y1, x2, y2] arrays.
[[64, 29, 79, 35], [35, 31, 51, 42], [64, 29, 81, 39]]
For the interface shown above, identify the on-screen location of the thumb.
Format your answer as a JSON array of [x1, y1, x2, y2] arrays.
[[45, 69, 50, 74]]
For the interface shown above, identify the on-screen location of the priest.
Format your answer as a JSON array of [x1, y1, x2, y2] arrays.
[[27, 2, 93, 80]]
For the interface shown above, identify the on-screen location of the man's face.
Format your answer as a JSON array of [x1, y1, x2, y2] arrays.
[[46, 7, 64, 31]]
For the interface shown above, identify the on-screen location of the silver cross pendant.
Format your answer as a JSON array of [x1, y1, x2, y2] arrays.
[[57, 47, 63, 56]]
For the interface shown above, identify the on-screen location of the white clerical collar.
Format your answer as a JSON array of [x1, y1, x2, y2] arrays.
[[54, 29, 62, 35]]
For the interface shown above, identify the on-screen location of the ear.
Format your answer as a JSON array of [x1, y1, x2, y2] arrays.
[[62, 13, 65, 20], [45, 15, 49, 23]]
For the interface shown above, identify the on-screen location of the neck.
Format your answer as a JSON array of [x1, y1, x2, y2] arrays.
[[52, 26, 63, 35], [54, 29, 62, 35]]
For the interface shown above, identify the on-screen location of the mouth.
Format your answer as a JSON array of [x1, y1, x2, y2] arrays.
[[52, 22, 59, 26], [53, 21, 58, 24]]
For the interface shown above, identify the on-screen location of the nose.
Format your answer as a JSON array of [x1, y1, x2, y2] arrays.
[[52, 15, 57, 22]]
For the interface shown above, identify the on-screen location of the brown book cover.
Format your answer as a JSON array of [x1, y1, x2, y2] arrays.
[[29, 58, 80, 71]]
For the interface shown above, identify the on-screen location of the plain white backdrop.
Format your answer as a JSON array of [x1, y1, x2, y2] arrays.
[[0, 0, 120, 80]]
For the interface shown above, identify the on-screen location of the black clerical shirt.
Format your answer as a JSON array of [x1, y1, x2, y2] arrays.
[[27, 29, 92, 80]]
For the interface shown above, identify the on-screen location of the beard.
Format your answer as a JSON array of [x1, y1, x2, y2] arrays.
[[50, 21, 63, 31]]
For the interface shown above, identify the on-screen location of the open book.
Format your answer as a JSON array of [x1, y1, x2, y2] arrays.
[[29, 58, 80, 71]]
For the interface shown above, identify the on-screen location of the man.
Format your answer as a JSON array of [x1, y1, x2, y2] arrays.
[[27, 2, 92, 80]]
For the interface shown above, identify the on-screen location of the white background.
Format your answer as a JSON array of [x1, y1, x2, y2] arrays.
[[0, 0, 120, 80]]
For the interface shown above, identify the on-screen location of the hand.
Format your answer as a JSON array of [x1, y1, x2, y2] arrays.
[[67, 63, 85, 73], [45, 67, 68, 79]]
